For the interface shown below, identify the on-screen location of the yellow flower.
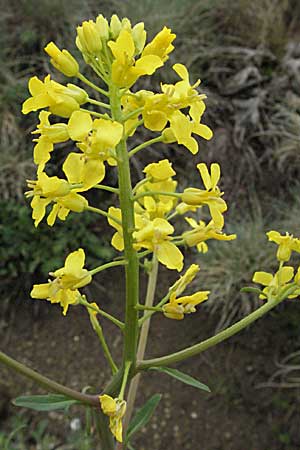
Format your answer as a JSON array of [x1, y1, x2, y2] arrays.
[[181, 163, 227, 228], [31, 249, 91, 315], [44, 42, 79, 77], [183, 218, 236, 252], [133, 217, 184, 271], [142, 26, 176, 61], [164, 109, 212, 154], [108, 29, 163, 87], [25, 170, 88, 227], [22, 75, 88, 117], [136, 159, 178, 219], [143, 159, 176, 180], [139, 64, 212, 153], [252, 266, 295, 300], [66, 111, 123, 184], [99, 395, 126, 443], [163, 291, 210, 320], [266, 230, 300, 262], [32, 111, 69, 167]]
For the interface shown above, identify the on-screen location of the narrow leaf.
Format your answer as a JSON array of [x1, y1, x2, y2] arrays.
[[240, 287, 263, 294], [13, 394, 80, 411], [149, 366, 211, 392], [126, 394, 161, 442]]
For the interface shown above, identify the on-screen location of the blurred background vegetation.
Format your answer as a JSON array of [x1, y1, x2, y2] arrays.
[[1, 0, 300, 448]]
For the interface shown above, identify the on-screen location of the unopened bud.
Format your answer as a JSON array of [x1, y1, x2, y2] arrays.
[[44, 42, 79, 77], [77, 20, 102, 55]]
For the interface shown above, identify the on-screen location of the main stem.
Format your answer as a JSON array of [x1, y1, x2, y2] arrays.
[[110, 85, 139, 368], [123, 257, 159, 433]]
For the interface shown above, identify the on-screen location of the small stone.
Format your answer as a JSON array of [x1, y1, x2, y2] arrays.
[[190, 411, 198, 419], [73, 335, 80, 342], [224, 431, 232, 440], [70, 417, 81, 431]]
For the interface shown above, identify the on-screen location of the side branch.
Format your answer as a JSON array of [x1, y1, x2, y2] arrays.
[[137, 297, 284, 370], [0, 351, 99, 406]]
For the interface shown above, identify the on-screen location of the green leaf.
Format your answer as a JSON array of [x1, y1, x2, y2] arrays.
[[148, 366, 211, 392], [127, 444, 136, 450], [240, 287, 263, 294], [126, 394, 162, 443], [13, 394, 80, 411]]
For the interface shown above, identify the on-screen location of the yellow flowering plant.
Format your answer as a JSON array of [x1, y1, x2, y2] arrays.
[[1, 13, 299, 449]]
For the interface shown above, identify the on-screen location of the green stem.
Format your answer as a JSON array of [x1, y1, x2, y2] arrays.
[[125, 119, 144, 139], [89, 314, 118, 374], [78, 72, 109, 97], [128, 136, 163, 158], [123, 107, 144, 122], [119, 361, 132, 399], [79, 108, 111, 119], [133, 190, 181, 202], [123, 257, 158, 433], [138, 292, 170, 326], [137, 297, 284, 370], [87, 97, 111, 110], [79, 298, 125, 331], [0, 351, 98, 406], [110, 85, 140, 369], [93, 184, 119, 194], [89, 260, 127, 276], [86, 205, 122, 226], [135, 305, 162, 312]]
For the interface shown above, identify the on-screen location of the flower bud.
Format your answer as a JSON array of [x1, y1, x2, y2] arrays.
[[162, 303, 184, 320], [64, 84, 88, 104], [132, 22, 146, 55], [181, 188, 202, 205], [60, 193, 88, 212], [162, 128, 176, 143], [96, 14, 109, 40], [110, 14, 122, 39], [121, 17, 132, 31], [44, 42, 79, 77], [76, 20, 102, 55], [49, 95, 79, 118]]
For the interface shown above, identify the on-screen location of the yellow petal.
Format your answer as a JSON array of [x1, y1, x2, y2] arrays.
[[31, 283, 50, 299], [68, 111, 93, 141], [22, 93, 51, 114], [134, 55, 163, 75], [144, 159, 175, 180], [111, 232, 124, 251], [47, 203, 60, 226], [63, 152, 84, 184], [197, 163, 211, 190], [210, 163, 221, 188], [33, 138, 53, 166], [99, 394, 117, 416], [277, 266, 294, 284], [192, 123, 213, 141], [156, 241, 183, 271], [253, 271, 273, 286], [64, 248, 85, 276], [28, 76, 45, 96]]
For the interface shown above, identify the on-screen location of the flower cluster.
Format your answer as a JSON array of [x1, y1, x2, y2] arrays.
[[252, 231, 300, 301], [22, 13, 238, 443], [31, 249, 91, 315]]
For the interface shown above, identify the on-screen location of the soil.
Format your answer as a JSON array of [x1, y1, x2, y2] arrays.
[[1, 268, 300, 450]]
